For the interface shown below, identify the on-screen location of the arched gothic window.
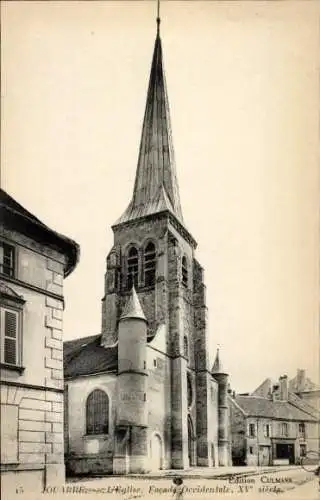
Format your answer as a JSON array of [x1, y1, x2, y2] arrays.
[[127, 246, 138, 289], [187, 373, 193, 408], [144, 242, 156, 287], [182, 256, 188, 287], [183, 335, 189, 359], [86, 390, 109, 435]]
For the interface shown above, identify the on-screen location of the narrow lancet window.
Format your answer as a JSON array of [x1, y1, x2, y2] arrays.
[[182, 256, 188, 287], [127, 246, 138, 289], [144, 242, 156, 287]]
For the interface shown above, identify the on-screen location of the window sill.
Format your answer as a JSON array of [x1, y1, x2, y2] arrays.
[[83, 434, 109, 439], [122, 284, 155, 293], [0, 363, 25, 374]]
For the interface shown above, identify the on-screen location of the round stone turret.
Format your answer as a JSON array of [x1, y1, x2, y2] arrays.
[[212, 348, 230, 466]]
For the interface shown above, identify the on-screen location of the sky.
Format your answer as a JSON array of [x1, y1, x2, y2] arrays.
[[1, 1, 319, 393]]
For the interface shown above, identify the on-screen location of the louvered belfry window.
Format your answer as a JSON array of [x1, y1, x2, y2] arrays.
[[127, 246, 138, 289], [144, 242, 156, 287], [182, 256, 188, 287], [86, 390, 109, 435], [1, 308, 19, 365]]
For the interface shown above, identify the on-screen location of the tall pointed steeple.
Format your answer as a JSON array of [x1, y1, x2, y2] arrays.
[[114, 7, 184, 226]]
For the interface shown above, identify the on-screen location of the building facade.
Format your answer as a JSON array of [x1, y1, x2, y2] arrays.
[[64, 20, 231, 475], [0, 189, 79, 493], [229, 375, 319, 466]]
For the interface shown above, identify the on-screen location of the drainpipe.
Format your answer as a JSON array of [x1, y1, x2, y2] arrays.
[[257, 418, 260, 466]]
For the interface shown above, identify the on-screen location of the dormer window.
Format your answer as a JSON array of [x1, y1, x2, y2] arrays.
[[127, 246, 138, 289], [0, 242, 15, 278], [182, 256, 188, 287], [144, 242, 156, 287]]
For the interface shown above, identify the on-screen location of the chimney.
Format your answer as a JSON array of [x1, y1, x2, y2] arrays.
[[279, 375, 288, 401], [297, 369, 306, 392]]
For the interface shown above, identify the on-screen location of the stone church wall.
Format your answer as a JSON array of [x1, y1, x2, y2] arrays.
[[146, 346, 171, 469], [65, 374, 117, 475]]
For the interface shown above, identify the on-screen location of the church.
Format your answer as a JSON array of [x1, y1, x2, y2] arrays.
[[64, 13, 231, 475]]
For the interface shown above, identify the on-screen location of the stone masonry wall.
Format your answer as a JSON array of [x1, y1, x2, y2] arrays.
[[1, 233, 67, 491]]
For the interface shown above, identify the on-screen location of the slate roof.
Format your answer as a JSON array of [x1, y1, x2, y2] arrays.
[[234, 395, 318, 422], [114, 27, 184, 227], [0, 188, 79, 277], [288, 392, 320, 418], [64, 334, 118, 378]]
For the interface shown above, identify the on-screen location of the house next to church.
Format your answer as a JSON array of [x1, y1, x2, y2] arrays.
[[289, 369, 320, 412], [229, 374, 319, 466], [0, 189, 79, 493], [63, 17, 231, 475]]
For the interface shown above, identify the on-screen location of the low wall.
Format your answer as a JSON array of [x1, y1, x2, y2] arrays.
[[66, 455, 113, 476]]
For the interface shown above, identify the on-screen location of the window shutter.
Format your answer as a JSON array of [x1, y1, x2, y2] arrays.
[[4, 311, 17, 365]]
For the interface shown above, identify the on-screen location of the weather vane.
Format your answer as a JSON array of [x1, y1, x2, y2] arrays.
[[156, 0, 161, 34]]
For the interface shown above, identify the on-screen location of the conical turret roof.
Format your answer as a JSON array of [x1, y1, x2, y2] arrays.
[[211, 348, 228, 376], [120, 286, 147, 322]]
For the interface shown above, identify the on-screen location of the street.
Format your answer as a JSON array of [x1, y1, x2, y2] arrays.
[[60, 466, 319, 500]]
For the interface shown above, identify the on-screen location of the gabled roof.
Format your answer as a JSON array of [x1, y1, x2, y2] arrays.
[[64, 334, 117, 378], [233, 395, 318, 422], [0, 282, 25, 303], [114, 26, 184, 228], [0, 189, 79, 277], [288, 392, 319, 419]]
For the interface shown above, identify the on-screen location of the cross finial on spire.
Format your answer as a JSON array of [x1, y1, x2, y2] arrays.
[[156, 0, 161, 36]]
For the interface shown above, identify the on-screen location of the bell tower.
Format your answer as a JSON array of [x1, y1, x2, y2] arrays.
[[101, 4, 220, 469]]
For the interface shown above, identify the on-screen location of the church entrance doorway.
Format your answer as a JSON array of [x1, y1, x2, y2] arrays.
[[188, 416, 196, 467], [150, 434, 162, 471]]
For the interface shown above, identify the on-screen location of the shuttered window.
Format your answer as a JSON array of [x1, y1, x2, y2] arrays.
[[0, 308, 19, 366], [86, 390, 109, 435]]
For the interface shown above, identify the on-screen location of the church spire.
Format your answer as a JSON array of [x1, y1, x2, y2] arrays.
[[114, 3, 184, 227]]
